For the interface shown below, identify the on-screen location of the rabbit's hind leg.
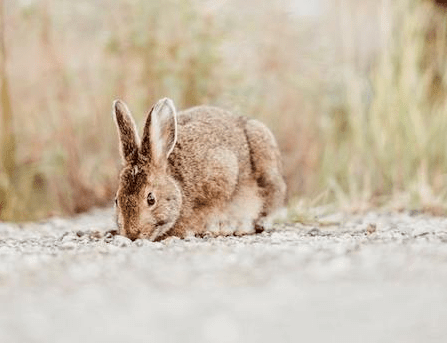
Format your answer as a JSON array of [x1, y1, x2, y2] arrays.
[[202, 179, 263, 237], [244, 119, 287, 231]]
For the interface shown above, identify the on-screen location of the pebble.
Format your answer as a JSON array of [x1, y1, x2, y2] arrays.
[[111, 235, 132, 247], [59, 241, 77, 250], [307, 228, 321, 236]]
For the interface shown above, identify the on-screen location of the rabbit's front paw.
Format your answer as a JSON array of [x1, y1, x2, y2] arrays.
[[205, 217, 255, 237], [205, 218, 235, 236]]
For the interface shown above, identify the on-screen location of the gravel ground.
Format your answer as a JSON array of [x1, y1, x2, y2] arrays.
[[1, 208, 447, 343]]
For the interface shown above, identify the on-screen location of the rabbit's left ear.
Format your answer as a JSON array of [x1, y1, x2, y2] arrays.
[[113, 99, 140, 164], [141, 98, 178, 164]]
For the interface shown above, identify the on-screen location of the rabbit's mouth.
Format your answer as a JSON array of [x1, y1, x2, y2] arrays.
[[144, 220, 173, 241]]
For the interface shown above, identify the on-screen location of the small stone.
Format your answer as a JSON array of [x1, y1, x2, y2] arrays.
[[413, 227, 431, 237], [104, 232, 113, 240], [59, 232, 69, 241], [89, 231, 102, 240], [112, 235, 132, 247], [104, 236, 113, 244], [60, 241, 76, 250], [133, 238, 154, 247], [60, 232, 77, 243], [163, 236, 181, 245], [105, 229, 119, 236], [76, 231, 84, 237], [367, 223, 377, 235], [307, 228, 320, 236]]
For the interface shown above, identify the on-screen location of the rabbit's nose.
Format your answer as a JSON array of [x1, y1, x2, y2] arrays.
[[125, 230, 140, 241]]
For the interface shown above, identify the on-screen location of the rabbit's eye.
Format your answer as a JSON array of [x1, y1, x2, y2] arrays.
[[147, 192, 156, 207]]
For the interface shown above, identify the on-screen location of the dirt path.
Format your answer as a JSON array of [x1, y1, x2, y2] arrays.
[[1, 208, 447, 342]]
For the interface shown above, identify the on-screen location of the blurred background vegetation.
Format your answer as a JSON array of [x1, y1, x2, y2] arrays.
[[1, 0, 447, 221]]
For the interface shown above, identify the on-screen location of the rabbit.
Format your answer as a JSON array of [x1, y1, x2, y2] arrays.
[[113, 98, 286, 241]]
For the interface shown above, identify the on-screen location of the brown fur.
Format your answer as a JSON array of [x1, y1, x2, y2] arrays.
[[113, 98, 286, 241]]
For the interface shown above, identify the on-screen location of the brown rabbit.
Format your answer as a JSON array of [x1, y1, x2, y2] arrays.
[[113, 98, 286, 241]]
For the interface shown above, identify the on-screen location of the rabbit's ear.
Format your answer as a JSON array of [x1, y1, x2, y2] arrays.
[[141, 98, 177, 164], [113, 100, 140, 163]]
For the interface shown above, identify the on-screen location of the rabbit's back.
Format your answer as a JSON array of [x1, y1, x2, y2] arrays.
[[176, 105, 250, 157], [168, 106, 253, 188]]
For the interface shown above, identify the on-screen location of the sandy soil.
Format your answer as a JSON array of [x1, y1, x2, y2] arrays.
[[0, 208, 447, 343]]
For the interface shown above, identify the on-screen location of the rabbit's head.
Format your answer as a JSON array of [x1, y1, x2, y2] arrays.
[[113, 98, 182, 241]]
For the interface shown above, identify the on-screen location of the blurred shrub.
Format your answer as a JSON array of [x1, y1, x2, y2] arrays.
[[322, 0, 447, 212]]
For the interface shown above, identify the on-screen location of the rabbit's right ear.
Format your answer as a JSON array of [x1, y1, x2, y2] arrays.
[[141, 98, 177, 165], [113, 100, 140, 163]]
